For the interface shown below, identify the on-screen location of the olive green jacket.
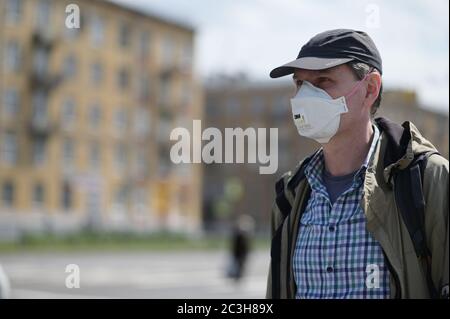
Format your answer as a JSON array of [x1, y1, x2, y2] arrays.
[[266, 118, 449, 299]]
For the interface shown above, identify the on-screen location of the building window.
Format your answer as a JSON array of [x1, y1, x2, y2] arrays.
[[206, 101, 220, 118], [162, 36, 176, 67], [89, 142, 101, 170], [61, 182, 72, 210], [3, 88, 20, 119], [139, 31, 150, 56], [64, 25, 80, 40], [181, 42, 193, 70], [157, 145, 171, 176], [226, 97, 240, 116], [1, 132, 18, 165], [118, 22, 131, 48], [159, 78, 170, 106], [114, 185, 128, 208], [181, 83, 192, 107], [90, 62, 103, 86], [1, 181, 14, 207], [33, 183, 45, 208], [32, 137, 46, 166], [132, 188, 147, 212], [117, 68, 130, 90], [33, 47, 49, 77], [5, 40, 21, 72], [133, 108, 150, 136], [63, 54, 77, 79], [250, 96, 265, 115], [88, 103, 102, 128], [114, 108, 128, 133], [90, 14, 104, 47], [272, 95, 289, 120], [6, 0, 22, 25], [61, 98, 76, 127], [35, 0, 51, 32], [114, 143, 127, 170], [62, 138, 75, 165], [138, 74, 150, 103], [32, 90, 48, 126], [134, 149, 149, 176]]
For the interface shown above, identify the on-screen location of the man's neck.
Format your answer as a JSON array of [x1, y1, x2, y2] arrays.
[[322, 121, 374, 177]]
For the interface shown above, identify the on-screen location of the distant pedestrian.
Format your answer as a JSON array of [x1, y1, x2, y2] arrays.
[[227, 214, 255, 282]]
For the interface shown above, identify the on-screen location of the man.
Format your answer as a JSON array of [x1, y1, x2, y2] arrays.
[[266, 29, 449, 299]]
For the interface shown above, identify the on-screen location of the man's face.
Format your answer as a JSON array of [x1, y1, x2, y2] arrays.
[[292, 64, 372, 138]]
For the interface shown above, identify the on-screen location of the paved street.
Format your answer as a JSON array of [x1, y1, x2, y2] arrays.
[[0, 249, 270, 299]]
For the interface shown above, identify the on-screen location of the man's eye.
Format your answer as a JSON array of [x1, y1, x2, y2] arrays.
[[317, 78, 333, 89]]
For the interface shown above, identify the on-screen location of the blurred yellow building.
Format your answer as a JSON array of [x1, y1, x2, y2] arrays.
[[0, 0, 203, 239]]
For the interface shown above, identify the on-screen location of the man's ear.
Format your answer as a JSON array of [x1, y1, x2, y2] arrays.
[[365, 72, 381, 107]]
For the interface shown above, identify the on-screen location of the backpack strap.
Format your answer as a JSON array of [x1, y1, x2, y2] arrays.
[[270, 152, 316, 298], [275, 176, 292, 220], [287, 149, 321, 195], [392, 150, 440, 298]]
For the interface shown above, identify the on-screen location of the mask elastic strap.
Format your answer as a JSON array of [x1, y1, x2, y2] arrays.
[[345, 68, 374, 100]]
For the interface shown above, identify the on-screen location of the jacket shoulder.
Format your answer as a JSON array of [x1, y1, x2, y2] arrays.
[[422, 152, 449, 224], [426, 153, 449, 173]]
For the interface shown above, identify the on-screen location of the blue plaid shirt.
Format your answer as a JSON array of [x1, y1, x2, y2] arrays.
[[293, 125, 391, 299]]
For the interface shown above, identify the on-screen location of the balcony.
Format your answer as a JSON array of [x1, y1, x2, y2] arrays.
[[29, 72, 63, 91], [159, 64, 191, 80], [29, 29, 63, 91], [27, 117, 57, 138], [31, 28, 56, 50]]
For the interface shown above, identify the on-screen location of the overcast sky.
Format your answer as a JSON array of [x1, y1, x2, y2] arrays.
[[110, 0, 449, 113]]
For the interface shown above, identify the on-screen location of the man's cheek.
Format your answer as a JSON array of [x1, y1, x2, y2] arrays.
[[325, 88, 342, 99], [338, 109, 360, 132]]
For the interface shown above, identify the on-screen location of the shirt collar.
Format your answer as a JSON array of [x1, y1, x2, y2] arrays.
[[363, 124, 380, 169], [305, 124, 381, 186]]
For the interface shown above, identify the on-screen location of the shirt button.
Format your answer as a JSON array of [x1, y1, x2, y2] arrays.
[[326, 266, 334, 273], [328, 226, 335, 232]]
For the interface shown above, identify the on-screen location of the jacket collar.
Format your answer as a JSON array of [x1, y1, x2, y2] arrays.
[[372, 117, 430, 186]]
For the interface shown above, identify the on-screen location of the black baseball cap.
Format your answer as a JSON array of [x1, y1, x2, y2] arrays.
[[270, 29, 382, 78]]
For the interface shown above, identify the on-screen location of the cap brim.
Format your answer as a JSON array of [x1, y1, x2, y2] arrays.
[[270, 57, 354, 78]]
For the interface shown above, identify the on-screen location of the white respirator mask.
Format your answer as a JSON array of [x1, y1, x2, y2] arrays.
[[290, 72, 371, 144]]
